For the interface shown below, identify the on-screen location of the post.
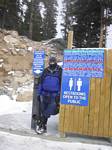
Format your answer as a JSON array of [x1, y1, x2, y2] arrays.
[[67, 31, 74, 49], [60, 30, 74, 138], [31, 76, 40, 129]]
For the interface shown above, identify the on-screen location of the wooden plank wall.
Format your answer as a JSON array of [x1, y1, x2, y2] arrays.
[[59, 49, 112, 137]]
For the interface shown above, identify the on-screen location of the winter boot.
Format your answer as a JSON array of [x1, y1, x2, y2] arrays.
[[35, 123, 47, 134], [35, 117, 47, 134]]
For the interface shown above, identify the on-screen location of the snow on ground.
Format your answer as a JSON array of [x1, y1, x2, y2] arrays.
[[0, 131, 111, 150], [0, 95, 112, 150], [0, 95, 31, 115], [0, 95, 59, 135]]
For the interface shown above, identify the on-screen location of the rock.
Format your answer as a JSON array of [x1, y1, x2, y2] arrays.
[[28, 47, 33, 51], [10, 31, 18, 38], [8, 71, 15, 76], [11, 49, 17, 55], [15, 48, 20, 52], [18, 50, 27, 56], [16, 91, 33, 102], [4, 35, 20, 45], [14, 74, 33, 84], [15, 43, 27, 49], [0, 63, 3, 67], [1, 48, 9, 53], [14, 71, 24, 77], [0, 59, 4, 62], [3, 30, 18, 37], [2, 64, 12, 72], [0, 86, 13, 99]]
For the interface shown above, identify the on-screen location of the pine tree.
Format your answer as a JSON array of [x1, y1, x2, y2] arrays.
[[0, 0, 22, 32], [62, 0, 112, 48], [61, 0, 73, 41], [98, 0, 112, 47], [73, 0, 101, 47], [41, 0, 58, 40], [0, 0, 7, 28], [32, 0, 43, 41], [23, 0, 42, 41]]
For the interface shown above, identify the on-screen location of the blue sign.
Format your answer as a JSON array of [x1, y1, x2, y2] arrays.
[[32, 50, 45, 75], [61, 76, 90, 106], [63, 49, 104, 78]]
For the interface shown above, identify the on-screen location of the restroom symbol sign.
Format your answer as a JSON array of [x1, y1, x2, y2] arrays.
[[61, 76, 90, 106], [69, 78, 83, 91]]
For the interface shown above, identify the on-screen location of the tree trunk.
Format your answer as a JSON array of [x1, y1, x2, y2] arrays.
[[99, 5, 104, 48], [29, 0, 34, 39], [104, 8, 108, 47]]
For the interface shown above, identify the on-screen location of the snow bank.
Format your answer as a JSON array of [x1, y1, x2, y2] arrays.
[[0, 95, 32, 115]]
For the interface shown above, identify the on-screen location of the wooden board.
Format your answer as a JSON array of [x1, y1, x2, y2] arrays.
[[59, 49, 112, 138]]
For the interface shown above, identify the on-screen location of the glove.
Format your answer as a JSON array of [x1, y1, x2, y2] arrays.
[[55, 98, 60, 115]]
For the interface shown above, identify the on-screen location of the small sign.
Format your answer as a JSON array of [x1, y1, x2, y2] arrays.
[[61, 76, 89, 106], [63, 49, 104, 78], [32, 50, 45, 75]]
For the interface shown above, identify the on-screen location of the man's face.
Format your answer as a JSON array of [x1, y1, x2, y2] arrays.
[[49, 61, 57, 70]]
